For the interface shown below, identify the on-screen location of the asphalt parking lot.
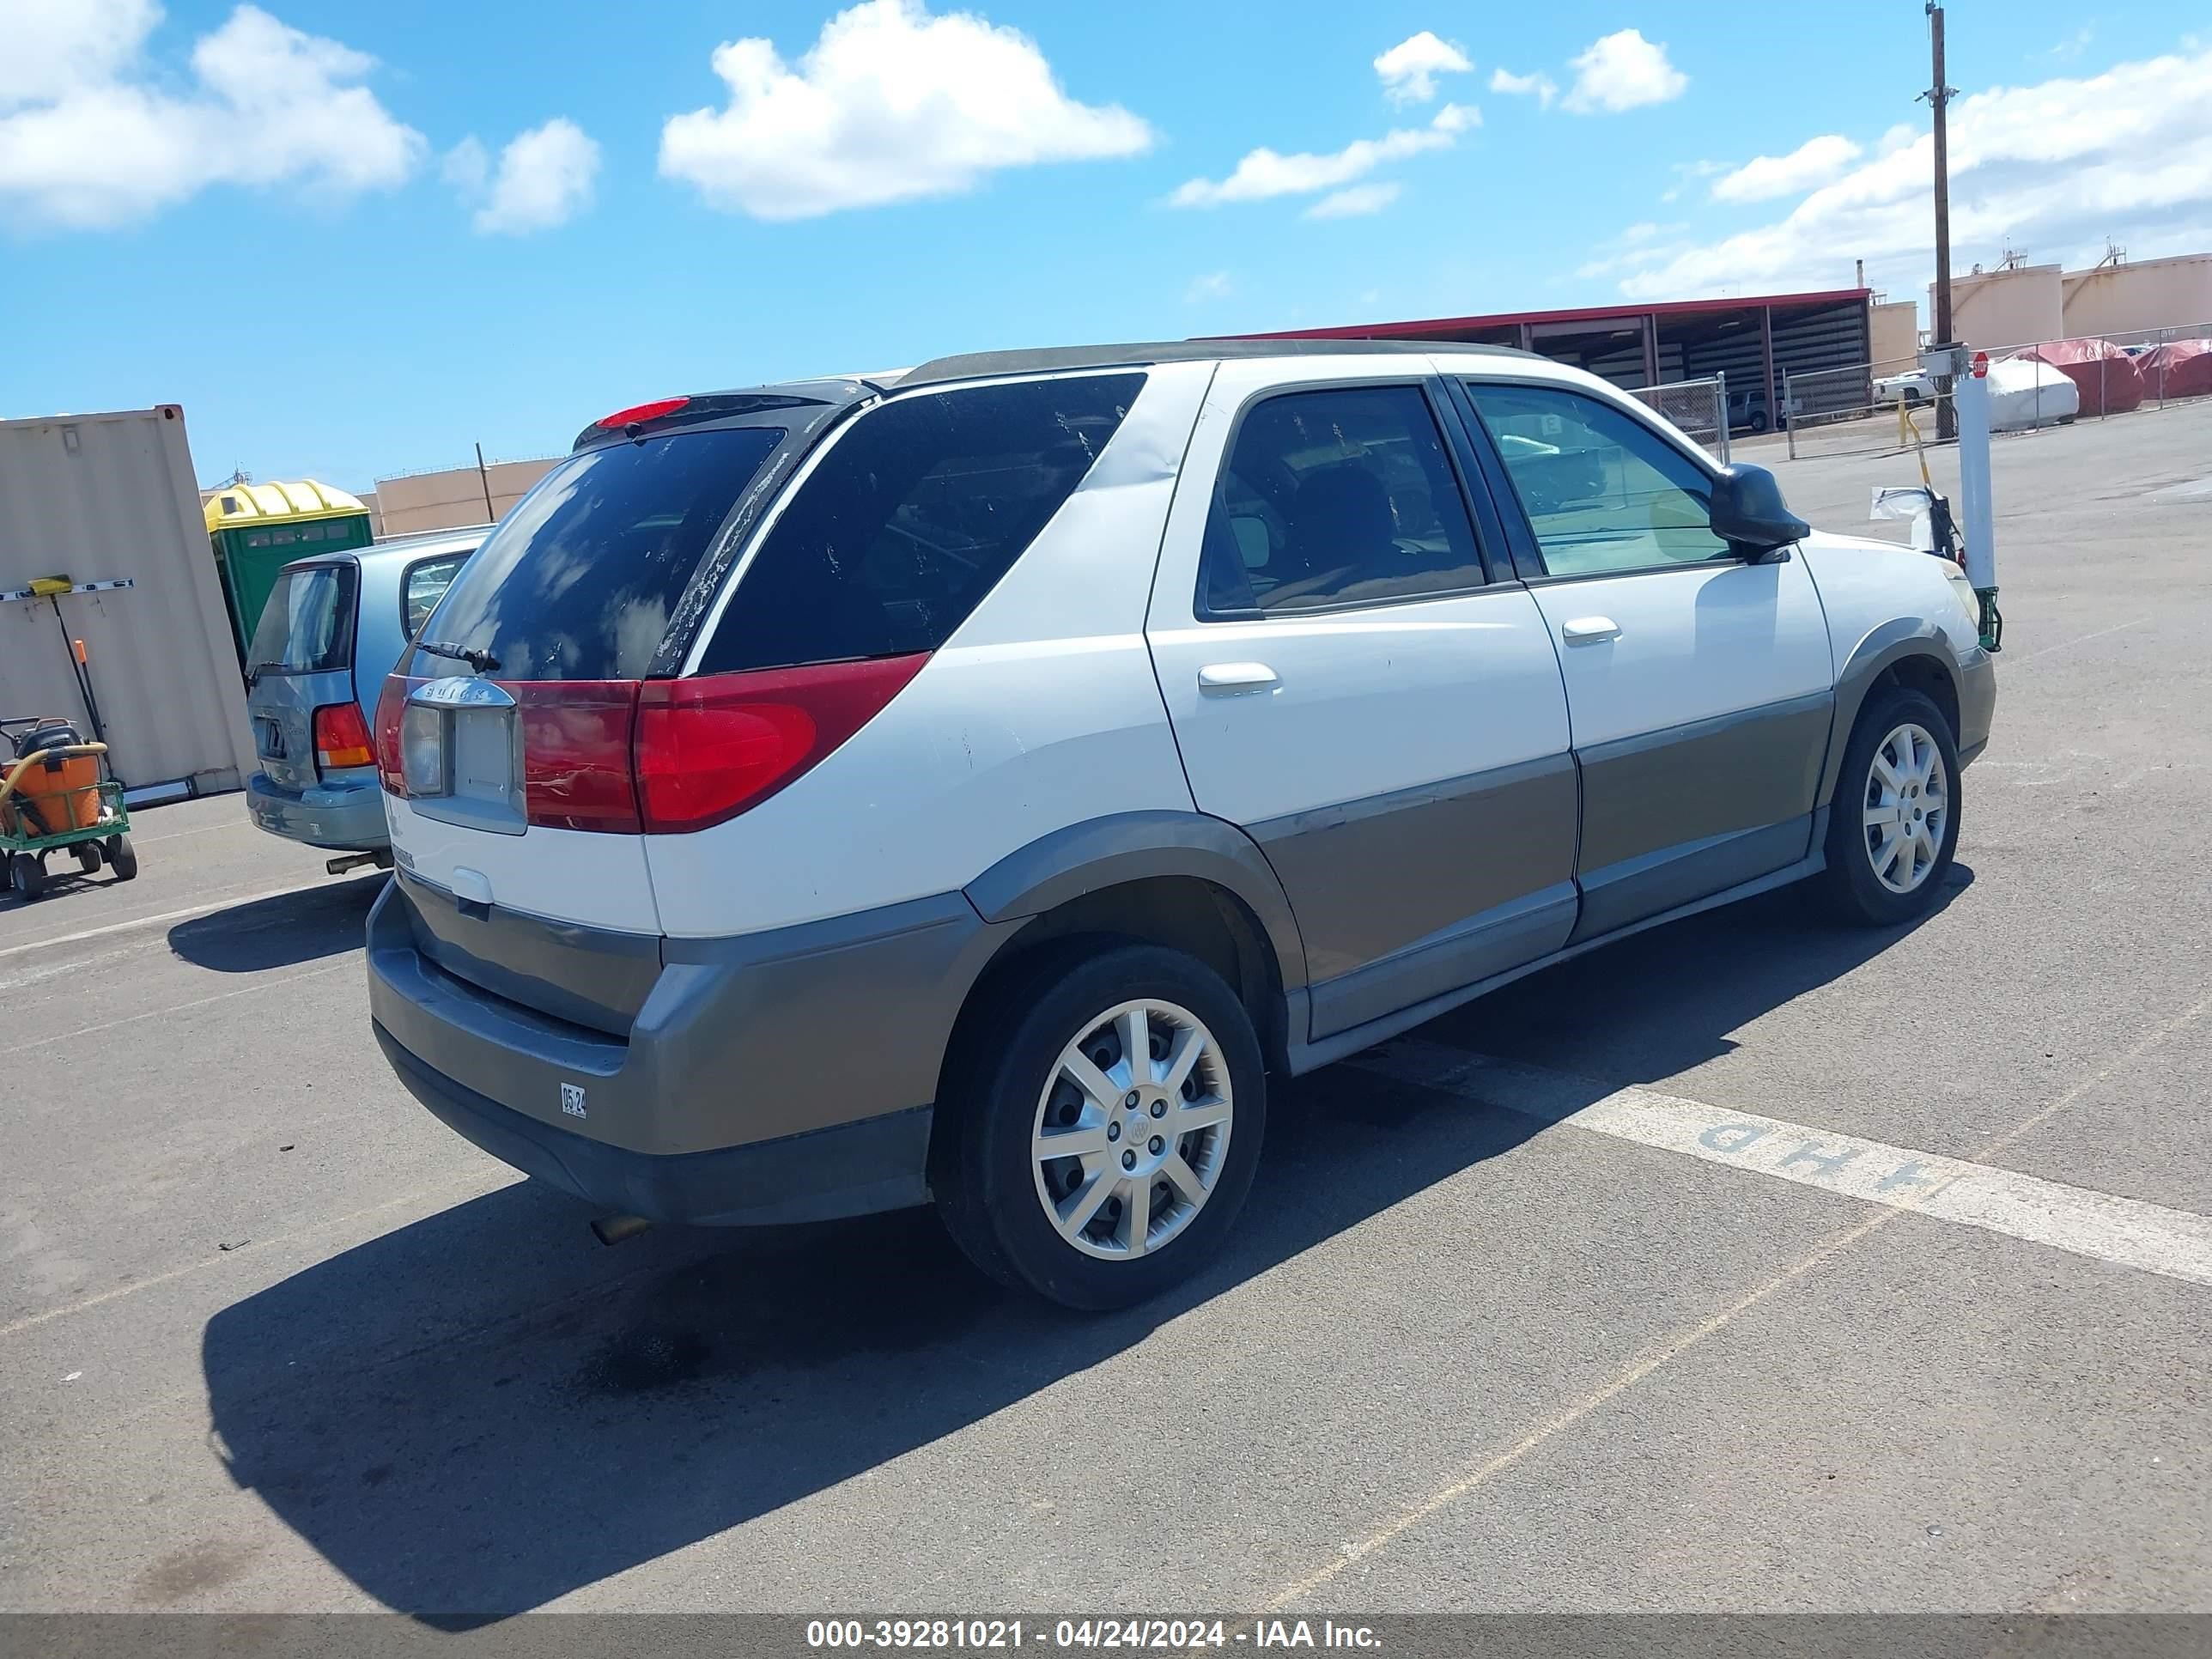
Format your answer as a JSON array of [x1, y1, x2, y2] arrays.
[[3, 401, 2209, 1622]]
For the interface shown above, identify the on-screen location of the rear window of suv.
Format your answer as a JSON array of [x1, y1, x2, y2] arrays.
[[246, 562, 356, 676], [415, 426, 785, 681], [698, 373, 1144, 674]]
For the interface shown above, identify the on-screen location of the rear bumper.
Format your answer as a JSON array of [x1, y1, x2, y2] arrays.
[[374, 1023, 933, 1225], [365, 878, 1015, 1224], [247, 771, 387, 850]]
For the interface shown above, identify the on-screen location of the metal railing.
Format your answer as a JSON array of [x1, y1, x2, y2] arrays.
[[1781, 365, 1941, 461], [1626, 373, 1729, 463], [1783, 319, 2212, 461], [1984, 320, 2212, 423]]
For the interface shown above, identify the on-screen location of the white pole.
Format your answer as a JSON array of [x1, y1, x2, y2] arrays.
[[1954, 349, 1996, 592]]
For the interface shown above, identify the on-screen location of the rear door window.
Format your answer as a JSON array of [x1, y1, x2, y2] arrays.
[[401, 552, 471, 640], [417, 427, 785, 680], [697, 374, 1144, 674], [1196, 385, 1486, 617], [246, 562, 356, 675]]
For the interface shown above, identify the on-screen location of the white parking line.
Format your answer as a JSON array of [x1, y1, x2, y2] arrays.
[[2007, 617, 2148, 665], [0, 877, 336, 961], [1352, 1038, 2212, 1289], [10, 959, 356, 1057]]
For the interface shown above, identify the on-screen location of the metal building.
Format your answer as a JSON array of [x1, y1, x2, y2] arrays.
[[1237, 286, 1875, 429]]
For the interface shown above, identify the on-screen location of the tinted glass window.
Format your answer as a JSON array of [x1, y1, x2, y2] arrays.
[[1467, 383, 1730, 575], [700, 374, 1143, 674], [246, 563, 356, 675], [401, 552, 471, 640], [1198, 386, 1483, 617], [419, 426, 783, 680]]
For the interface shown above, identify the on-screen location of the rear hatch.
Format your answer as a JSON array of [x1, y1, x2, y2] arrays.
[[374, 413, 802, 1029], [245, 559, 361, 793]]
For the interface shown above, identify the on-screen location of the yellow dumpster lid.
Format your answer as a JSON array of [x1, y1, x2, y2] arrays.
[[204, 479, 367, 532]]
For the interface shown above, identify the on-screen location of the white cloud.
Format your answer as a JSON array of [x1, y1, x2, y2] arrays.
[[659, 0, 1152, 220], [1562, 29, 1687, 114], [2050, 27, 2095, 61], [1186, 270, 1233, 303], [1306, 181, 1402, 219], [1617, 47, 2212, 302], [447, 118, 600, 234], [1711, 134, 1864, 204], [0, 1, 425, 228], [1374, 31, 1470, 104], [1170, 102, 1470, 208], [1489, 66, 1558, 108]]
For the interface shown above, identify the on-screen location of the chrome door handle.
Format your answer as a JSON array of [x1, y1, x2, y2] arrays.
[[1561, 617, 1622, 645], [1198, 662, 1280, 695]]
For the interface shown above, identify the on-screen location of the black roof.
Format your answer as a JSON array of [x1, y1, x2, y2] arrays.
[[608, 338, 1536, 448], [898, 337, 1532, 389]]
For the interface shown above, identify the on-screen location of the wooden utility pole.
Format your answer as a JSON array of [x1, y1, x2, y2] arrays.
[[1926, 3, 1958, 439]]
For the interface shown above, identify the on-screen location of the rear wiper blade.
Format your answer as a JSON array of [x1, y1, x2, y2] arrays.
[[416, 640, 501, 674]]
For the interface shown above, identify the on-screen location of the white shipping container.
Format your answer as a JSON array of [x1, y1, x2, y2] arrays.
[[0, 405, 257, 796]]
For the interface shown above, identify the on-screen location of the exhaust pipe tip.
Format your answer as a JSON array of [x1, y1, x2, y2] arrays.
[[591, 1213, 653, 1247], [325, 851, 380, 876]]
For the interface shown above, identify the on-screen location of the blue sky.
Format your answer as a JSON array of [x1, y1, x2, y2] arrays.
[[5, 1, 2208, 490]]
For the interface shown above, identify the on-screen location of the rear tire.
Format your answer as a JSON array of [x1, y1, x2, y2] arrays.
[[106, 834, 138, 882], [11, 853, 46, 900], [1816, 688, 1960, 927], [933, 940, 1267, 1311], [76, 842, 104, 874]]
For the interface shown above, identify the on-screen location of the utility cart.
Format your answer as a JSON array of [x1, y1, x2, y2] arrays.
[[0, 717, 138, 901]]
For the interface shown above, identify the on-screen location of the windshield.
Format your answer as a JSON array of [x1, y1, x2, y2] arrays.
[[415, 426, 785, 681], [246, 563, 356, 676]]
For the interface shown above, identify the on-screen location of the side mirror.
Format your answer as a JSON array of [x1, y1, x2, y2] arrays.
[[1710, 463, 1809, 560]]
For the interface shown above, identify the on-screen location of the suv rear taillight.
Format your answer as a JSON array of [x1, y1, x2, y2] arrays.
[[514, 682, 645, 834], [313, 702, 375, 774], [374, 656, 927, 834], [635, 653, 930, 834], [374, 674, 410, 794]]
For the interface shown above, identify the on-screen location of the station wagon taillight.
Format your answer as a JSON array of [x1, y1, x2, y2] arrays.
[[313, 702, 375, 773]]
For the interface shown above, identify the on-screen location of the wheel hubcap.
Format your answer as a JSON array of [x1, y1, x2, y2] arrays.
[[1031, 998, 1233, 1261], [1861, 720, 1948, 895]]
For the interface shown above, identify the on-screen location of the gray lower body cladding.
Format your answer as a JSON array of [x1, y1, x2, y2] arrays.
[[1249, 754, 1578, 1040], [1957, 648, 1996, 764], [367, 878, 1016, 1223], [375, 1024, 933, 1226], [1571, 690, 1832, 941]]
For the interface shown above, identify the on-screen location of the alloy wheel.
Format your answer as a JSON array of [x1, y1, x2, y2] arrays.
[[1030, 998, 1234, 1261], [1862, 720, 1949, 894]]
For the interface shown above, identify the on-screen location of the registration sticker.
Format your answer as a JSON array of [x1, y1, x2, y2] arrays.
[[560, 1083, 587, 1119]]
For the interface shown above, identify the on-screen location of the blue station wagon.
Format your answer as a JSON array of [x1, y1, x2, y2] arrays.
[[245, 528, 485, 858]]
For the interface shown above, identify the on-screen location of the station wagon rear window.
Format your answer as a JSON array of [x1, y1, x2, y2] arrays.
[[416, 427, 785, 681], [246, 562, 356, 676]]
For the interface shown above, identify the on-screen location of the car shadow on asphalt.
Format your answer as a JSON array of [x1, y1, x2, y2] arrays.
[[199, 866, 1970, 1623], [165, 875, 386, 972]]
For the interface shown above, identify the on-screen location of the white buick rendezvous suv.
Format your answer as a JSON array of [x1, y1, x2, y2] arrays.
[[366, 340, 1996, 1310]]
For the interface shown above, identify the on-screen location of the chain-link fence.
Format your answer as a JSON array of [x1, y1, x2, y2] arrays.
[[1782, 318, 2212, 463], [1780, 365, 1942, 461], [1626, 374, 1730, 463], [1984, 320, 2212, 421]]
